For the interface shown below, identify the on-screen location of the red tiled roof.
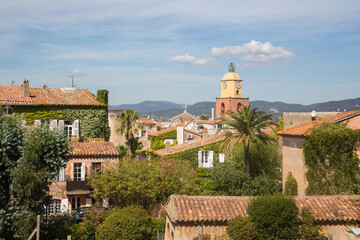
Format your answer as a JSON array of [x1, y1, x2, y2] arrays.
[[138, 118, 156, 125], [148, 126, 177, 137], [71, 142, 119, 158], [153, 133, 225, 156], [278, 110, 360, 137], [165, 195, 360, 223], [0, 85, 102, 106]]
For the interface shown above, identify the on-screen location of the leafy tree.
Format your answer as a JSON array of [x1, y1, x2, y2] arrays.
[[89, 158, 198, 208], [303, 123, 360, 195], [200, 115, 210, 120], [211, 160, 278, 196], [96, 205, 155, 240], [299, 207, 327, 240], [219, 105, 275, 174], [0, 116, 70, 239], [227, 216, 258, 240], [116, 145, 128, 159], [284, 172, 298, 196], [116, 109, 143, 156], [247, 195, 300, 240]]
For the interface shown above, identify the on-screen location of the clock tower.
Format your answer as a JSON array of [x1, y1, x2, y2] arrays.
[[216, 63, 249, 118]]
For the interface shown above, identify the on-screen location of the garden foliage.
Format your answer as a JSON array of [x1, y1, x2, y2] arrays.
[[96, 205, 155, 240], [89, 158, 198, 207], [0, 115, 70, 239], [303, 123, 360, 195], [226, 216, 258, 240], [284, 172, 298, 196]]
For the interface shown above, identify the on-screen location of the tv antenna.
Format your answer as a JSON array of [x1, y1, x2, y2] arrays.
[[67, 69, 84, 88]]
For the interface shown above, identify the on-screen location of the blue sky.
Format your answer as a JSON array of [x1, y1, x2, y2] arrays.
[[0, 0, 359, 105]]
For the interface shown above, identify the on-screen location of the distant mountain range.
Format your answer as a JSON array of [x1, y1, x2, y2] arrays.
[[110, 97, 360, 121]]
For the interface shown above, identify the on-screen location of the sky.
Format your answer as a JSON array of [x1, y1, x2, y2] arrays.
[[0, 0, 359, 105]]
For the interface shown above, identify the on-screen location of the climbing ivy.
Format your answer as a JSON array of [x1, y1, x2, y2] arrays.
[[303, 123, 360, 195], [150, 130, 177, 150], [96, 90, 109, 105], [13, 105, 110, 141]]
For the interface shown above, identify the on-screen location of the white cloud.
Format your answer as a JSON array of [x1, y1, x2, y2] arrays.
[[68, 69, 84, 76], [211, 40, 294, 66], [166, 54, 215, 65]]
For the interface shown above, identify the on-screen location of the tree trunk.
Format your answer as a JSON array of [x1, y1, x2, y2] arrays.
[[244, 139, 250, 175]]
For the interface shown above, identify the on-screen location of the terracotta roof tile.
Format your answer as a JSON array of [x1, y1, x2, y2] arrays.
[[153, 133, 225, 156], [0, 85, 102, 106], [71, 142, 119, 158], [138, 118, 156, 125], [148, 126, 176, 137], [278, 111, 360, 136], [165, 195, 360, 223]]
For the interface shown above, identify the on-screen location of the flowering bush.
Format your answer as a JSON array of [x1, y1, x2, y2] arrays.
[[73, 207, 117, 240]]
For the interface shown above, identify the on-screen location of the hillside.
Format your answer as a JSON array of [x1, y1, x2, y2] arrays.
[[110, 97, 360, 121]]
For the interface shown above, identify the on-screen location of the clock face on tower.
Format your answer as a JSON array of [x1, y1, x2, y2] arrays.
[[236, 82, 241, 88], [223, 82, 227, 88]]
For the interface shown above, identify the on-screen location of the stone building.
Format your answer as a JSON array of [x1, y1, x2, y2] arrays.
[[48, 141, 119, 214], [164, 195, 360, 240], [0, 79, 109, 141], [278, 110, 360, 196]]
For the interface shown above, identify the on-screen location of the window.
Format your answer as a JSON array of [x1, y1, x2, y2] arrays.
[[52, 167, 65, 181], [198, 150, 214, 168], [237, 103, 242, 113], [91, 162, 102, 172], [71, 197, 81, 210], [221, 103, 225, 115], [65, 120, 73, 138], [141, 130, 147, 137], [73, 163, 82, 181], [48, 199, 61, 215]]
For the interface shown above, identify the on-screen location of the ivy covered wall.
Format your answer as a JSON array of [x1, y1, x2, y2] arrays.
[[150, 130, 177, 150], [13, 105, 110, 141]]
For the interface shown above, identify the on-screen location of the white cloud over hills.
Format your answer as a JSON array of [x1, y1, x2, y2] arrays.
[[168, 41, 294, 68], [211, 40, 294, 67]]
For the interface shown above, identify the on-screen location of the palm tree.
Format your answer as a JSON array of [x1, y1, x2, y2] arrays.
[[117, 109, 143, 157], [219, 105, 275, 175]]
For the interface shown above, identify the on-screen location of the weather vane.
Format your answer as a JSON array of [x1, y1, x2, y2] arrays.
[[228, 62, 235, 72]]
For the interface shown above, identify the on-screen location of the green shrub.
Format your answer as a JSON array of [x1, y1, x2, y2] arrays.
[[300, 207, 327, 239], [284, 172, 298, 196], [247, 195, 300, 240], [226, 216, 258, 240], [96, 205, 155, 240]]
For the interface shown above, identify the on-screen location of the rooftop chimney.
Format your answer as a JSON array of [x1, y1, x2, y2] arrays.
[[165, 141, 171, 154], [42, 82, 50, 93], [23, 78, 30, 97]]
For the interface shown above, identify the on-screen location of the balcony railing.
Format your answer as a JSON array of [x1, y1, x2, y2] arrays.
[[66, 180, 90, 192]]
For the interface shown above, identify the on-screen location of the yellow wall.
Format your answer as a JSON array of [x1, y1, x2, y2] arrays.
[[220, 80, 242, 98]]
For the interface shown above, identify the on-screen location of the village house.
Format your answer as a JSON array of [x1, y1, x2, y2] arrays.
[[278, 110, 360, 196], [48, 141, 119, 214], [108, 109, 157, 150], [164, 195, 360, 240], [0, 79, 109, 141], [152, 133, 226, 168]]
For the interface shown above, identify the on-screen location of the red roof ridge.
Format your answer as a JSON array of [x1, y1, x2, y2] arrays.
[[153, 133, 226, 156], [71, 142, 119, 158], [278, 110, 360, 136], [165, 195, 360, 223]]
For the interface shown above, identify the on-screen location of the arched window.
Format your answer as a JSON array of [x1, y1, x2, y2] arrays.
[[221, 103, 225, 115], [237, 103, 242, 113], [236, 90, 239, 95]]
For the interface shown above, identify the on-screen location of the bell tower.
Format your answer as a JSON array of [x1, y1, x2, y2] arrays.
[[216, 63, 249, 118]]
